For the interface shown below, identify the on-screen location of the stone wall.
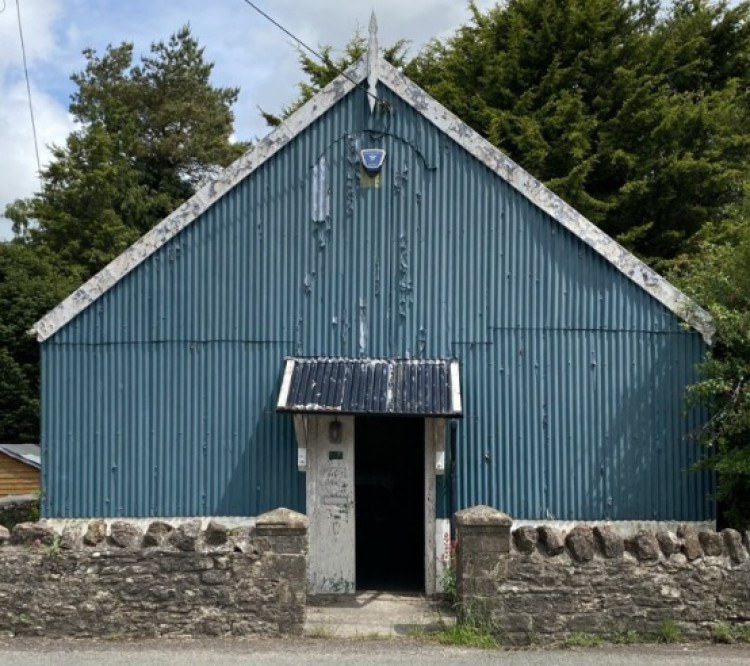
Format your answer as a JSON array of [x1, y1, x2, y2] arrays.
[[455, 505, 750, 644], [0, 495, 39, 530], [0, 508, 307, 638]]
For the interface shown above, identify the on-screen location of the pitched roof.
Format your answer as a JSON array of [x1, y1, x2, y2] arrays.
[[0, 444, 41, 469], [31, 35, 713, 344]]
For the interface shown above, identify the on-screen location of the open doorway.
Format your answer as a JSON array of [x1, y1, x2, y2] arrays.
[[355, 416, 424, 591]]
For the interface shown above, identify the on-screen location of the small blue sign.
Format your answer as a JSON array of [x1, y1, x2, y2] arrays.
[[361, 149, 386, 174]]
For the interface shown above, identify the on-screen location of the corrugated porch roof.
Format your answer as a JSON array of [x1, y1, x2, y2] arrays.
[[276, 358, 462, 417]]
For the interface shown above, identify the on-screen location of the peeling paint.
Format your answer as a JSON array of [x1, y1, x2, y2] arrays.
[[340, 308, 350, 346], [398, 234, 413, 318], [417, 327, 427, 357], [393, 162, 409, 194], [358, 298, 367, 355], [303, 272, 316, 294], [345, 135, 359, 218], [312, 218, 330, 249], [311, 156, 330, 222]]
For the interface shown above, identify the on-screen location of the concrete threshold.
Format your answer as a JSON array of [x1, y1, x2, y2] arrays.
[[304, 591, 456, 638]]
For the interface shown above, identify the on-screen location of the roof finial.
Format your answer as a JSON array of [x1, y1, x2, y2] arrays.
[[366, 11, 379, 113]]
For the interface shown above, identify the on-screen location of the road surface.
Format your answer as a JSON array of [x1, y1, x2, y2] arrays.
[[1, 637, 749, 665]]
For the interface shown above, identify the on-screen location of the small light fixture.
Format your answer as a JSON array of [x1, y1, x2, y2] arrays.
[[329, 418, 342, 443]]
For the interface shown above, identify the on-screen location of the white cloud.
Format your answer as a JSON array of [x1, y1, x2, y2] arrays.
[[0, 0, 69, 239], [0, 0, 61, 72], [0, 82, 74, 236]]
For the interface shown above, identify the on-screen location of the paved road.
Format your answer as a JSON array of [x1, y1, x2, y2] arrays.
[[1, 638, 749, 665]]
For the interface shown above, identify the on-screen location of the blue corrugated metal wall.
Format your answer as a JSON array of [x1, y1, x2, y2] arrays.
[[42, 83, 713, 519]]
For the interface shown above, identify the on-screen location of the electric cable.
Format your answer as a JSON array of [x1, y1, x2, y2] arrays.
[[15, 0, 42, 176], [240, 0, 388, 110]]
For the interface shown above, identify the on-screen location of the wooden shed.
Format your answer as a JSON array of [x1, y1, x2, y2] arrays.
[[0, 444, 41, 497]]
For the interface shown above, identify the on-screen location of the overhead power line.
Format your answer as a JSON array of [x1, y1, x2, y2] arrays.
[[15, 0, 42, 177], [240, 0, 386, 109]]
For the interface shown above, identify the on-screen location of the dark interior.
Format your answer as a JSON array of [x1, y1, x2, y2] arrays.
[[355, 416, 424, 591]]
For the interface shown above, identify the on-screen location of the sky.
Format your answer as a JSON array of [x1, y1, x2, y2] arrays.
[[0, 0, 495, 240]]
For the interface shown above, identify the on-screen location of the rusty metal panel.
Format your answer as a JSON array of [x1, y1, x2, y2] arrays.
[[278, 358, 460, 416], [42, 84, 712, 520]]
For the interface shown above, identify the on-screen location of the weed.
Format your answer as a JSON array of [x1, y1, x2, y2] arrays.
[[104, 633, 125, 642], [440, 536, 458, 608], [306, 626, 335, 639], [735, 625, 750, 643], [564, 631, 605, 648], [526, 628, 541, 646], [28, 492, 40, 523], [712, 622, 734, 644], [656, 619, 682, 644], [433, 622, 497, 649], [611, 628, 642, 645], [406, 625, 428, 639], [410, 615, 496, 649], [44, 534, 62, 556]]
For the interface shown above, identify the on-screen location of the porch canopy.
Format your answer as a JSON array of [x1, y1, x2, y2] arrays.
[[276, 357, 462, 417]]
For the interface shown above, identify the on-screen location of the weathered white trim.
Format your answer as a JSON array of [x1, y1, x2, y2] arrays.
[[376, 61, 714, 344], [424, 419, 437, 595], [432, 418, 446, 475], [31, 60, 368, 342], [366, 12, 379, 114], [306, 415, 356, 596], [32, 37, 714, 344], [277, 359, 296, 410], [293, 413, 308, 472], [449, 360, 462, 415], [434, 518, 451, 593]]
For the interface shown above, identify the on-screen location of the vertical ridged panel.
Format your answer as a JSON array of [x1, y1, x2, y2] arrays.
[[451, 329, 712, 520], [42, 342, 303, 517], [43, 84, 712, 519]]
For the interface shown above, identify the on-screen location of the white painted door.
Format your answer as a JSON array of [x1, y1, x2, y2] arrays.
[[306, 415, 356, 595]]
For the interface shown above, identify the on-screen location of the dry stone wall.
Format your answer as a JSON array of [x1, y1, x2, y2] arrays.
[[0, 495, 38, 529], [0, 508, 307, 638], [455, 506, 750, 644]]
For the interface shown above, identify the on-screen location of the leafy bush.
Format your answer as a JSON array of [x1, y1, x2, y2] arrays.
[[672, 205, 750, 529]]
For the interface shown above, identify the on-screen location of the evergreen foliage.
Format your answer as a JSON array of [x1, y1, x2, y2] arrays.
[[405, 0, 750, 267], [6, 25, 245, 281], [0, 26, 245, 442], [672, 196, 750, 528], [0, 244, 77, 441]]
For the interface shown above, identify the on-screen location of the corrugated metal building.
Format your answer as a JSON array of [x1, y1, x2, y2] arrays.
[[32, 19, 713, 594]]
